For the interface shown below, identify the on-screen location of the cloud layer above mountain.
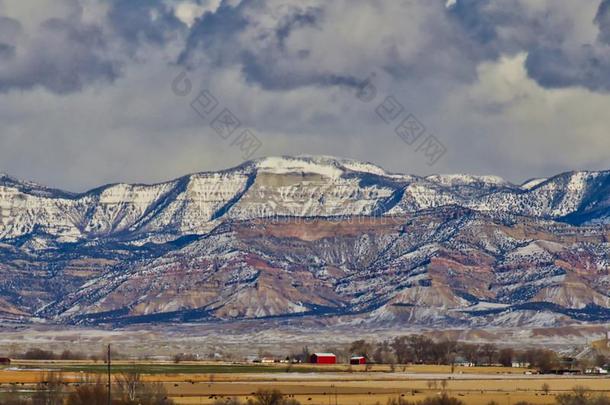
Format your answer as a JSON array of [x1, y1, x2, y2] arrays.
[[1, 0, 610, 190]]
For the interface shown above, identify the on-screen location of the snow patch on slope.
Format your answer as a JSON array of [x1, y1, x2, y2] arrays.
[[426, 174, 510, 187], [255, 157, 343, 178]]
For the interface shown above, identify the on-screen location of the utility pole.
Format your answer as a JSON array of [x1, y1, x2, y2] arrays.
[[107, 344, 111, 405]]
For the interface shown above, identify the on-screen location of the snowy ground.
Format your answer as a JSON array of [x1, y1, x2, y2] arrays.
[[1, 321, 608, 359]]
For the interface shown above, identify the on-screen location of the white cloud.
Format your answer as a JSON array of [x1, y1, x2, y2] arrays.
[[173, 0, 222, 27], [441, 53, 610, 178]]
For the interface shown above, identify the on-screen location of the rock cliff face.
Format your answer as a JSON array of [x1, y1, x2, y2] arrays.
[[1, 156, 609, 327]]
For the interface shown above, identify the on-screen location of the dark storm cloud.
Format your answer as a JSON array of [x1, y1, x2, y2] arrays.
[[2, 0, 610, 94], [448, 0, 572, 61], [443, 0, 610, 92], [595, 0, 610, 43], [519, 0, 610, 92], [0, 16, 21, 44], [0, 1, 121, 94], [177, 0, 582, 93], [0, 17, 120, 93], [107, 0, 186, 47], [525, 45, 610, 91], [275, 6, 321, 48], [0, 0, 185, 94], [0, 43, 14, 59], [179, 1, 363, 90], [179, 1, 249, 68]]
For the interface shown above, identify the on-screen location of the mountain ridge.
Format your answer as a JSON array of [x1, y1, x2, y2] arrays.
[[0, 156, 609, 328]]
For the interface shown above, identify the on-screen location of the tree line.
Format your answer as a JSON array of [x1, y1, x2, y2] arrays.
[[346, 336, 607, 373]]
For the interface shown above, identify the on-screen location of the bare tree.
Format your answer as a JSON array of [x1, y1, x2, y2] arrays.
[[440, 380, 449, 391], [480, 344, 497, 366], [349, 340, 373, 359], [116, 369, 143, 402], [32, 371, 65, 405], [459, 344, 480, 366], [66, 377, 107, 405], [253, 389, 284, 405], [594, 354, 608, 368], [408, 335, 434, 363], [392, 336, 412, 364]]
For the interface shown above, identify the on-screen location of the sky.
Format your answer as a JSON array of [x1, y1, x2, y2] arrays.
[[1, 0, 610, 191]]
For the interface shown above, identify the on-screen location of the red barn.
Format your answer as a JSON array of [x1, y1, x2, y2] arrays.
[[350, 356, 366, 365], [0, 358, 11, 366], [310, 353, 336, 364]]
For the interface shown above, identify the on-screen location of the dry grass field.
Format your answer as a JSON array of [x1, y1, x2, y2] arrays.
[[1, 361, 609, 405]]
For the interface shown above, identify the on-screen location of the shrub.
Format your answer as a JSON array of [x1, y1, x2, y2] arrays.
[[66, 378, 108, 405], [556, 386, 610, 405]]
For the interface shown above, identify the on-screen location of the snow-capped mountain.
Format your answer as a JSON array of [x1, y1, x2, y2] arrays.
[[1, 156, 609, 327]]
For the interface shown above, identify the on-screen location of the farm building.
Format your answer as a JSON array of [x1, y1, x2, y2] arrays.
[[310, 353, 336, 364], [0, 358, 10, 366], [350, 356, 366, 365]]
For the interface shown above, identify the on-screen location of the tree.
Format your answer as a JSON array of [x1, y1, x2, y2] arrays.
[[116, 369, 143, 402], [252, 389, 285, 405], [498, 348, 514, 367], [432, 340, 458, 365], [407, 335, 434, 363], [419, 393, 464, 405], [3, 382, 30, 405], [480, 344, 497, 366], [392, 336, 413, 364], [23, 348, 56, 360], [291, 346, 310, 363], [66, 377, 108, 405], [32, 372, 64, 405], [594, 354, 607, 368], [373, 340, 397, 365], [556, 386, 591, 405], [135, 381, 174, 405], [531, 349, 560, 374], [350, 340, 373, 360], [459, 344, 480, 366]]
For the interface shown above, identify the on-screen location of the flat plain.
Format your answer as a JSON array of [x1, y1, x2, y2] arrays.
[[2, 361, 609, 405]]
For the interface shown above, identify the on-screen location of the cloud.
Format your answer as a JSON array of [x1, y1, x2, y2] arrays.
[[172, 0, 223, 27], [525, 45, 610, 91], [0, 0, 120, 93], [519, 0, 610, 92], [0, 0, 610, 191], [441, 0, 610, 93], [595, 0, 610, 43], [441, 53, 610, 178], [106, 0, 185, 47], [178, 0, 487, 91]]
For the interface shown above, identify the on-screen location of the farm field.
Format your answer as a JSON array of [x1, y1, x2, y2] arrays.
[[1, 362, 609, 405]]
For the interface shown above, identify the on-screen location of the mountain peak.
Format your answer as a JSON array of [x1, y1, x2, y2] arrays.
[[251, 155, 391, 178]]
